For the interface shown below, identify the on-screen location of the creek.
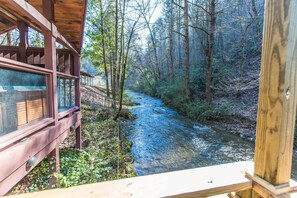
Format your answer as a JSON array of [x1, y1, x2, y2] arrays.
[[125, 91, 297, 179]]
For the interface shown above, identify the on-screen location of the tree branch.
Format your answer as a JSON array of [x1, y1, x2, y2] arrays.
[[188, 1, 210, 15], [189, 24, 210, 36], [172, 0, 184, 10], [174, 30, 185, 38]]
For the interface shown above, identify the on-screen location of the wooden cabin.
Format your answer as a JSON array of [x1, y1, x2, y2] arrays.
[[0, 0, 86, 196], [1, 0, 297, 197], [80, 71, 94, 86]]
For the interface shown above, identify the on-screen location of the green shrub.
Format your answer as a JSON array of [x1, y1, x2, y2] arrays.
[[185, 100, 229, 122]]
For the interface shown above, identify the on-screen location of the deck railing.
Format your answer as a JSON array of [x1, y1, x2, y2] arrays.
[[5, 161, 253, 198], [0, 46, 73, 74]]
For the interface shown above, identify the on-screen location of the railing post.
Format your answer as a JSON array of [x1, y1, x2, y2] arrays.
[[241, 0, 297, 196], [17, 21, 28, 63]]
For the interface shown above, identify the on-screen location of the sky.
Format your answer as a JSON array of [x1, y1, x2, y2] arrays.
[[137, 1, 163, 48]]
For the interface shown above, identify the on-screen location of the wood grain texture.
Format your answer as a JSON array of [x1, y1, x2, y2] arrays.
[[6, 161, 253, 198], [254, 0, 297, 185], [0, 0, 84, 52]]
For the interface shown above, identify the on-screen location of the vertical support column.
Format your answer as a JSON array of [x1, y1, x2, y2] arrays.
[[44, 31, 58, 124], [48, 146, 60, 188], [17, 21, 28, 63], [43, 0, 60, 187], [43, 0, 58, 124], [253, 0, 297, 186], [74, 53, 82, 149], [236, 1, 297, 197], [74, 54, 81, 108], [76, 126, 82, 149]]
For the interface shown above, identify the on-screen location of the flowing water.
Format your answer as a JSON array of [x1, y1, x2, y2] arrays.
[[125, 91, 297, 179]]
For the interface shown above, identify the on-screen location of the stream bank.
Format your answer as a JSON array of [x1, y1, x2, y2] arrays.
[[124, 91, 297, 179]]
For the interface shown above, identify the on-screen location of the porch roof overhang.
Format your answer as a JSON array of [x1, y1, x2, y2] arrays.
[[0, 0, 87, 53]]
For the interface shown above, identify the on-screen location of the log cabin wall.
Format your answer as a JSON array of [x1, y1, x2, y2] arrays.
[[0, 0, 86, 195]]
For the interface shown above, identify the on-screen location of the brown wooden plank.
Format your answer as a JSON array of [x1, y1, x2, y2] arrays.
[[0, 57, 52, 75], [0, 118, 54, 150], [5, 161, 253, 198], [17, 21, 28, 63]]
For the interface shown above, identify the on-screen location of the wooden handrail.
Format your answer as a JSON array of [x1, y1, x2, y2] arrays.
[[0, 57, 52, 75], [6, 161, 254, 198], [57, 72, 78, 80]]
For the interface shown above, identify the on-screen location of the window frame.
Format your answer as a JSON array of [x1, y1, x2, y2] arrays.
[[0, 57, 54, 149]]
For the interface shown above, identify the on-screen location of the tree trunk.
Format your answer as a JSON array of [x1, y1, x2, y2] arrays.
[[99, 0, 110, 97], [184, 0, 190, 99], [237, 32, 245, 98], [144, 17, 160, 80], [205, 0, 216, 104], [168, 0, 174, 83], [178, 0, 182, 69], [114, 17, 139, 120], [251, 0, 261, 43], [113, 0, 119, 108]]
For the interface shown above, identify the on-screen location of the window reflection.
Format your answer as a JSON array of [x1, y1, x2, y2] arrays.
[[57, 77, 75, 112], [0, 67, 48, 136]]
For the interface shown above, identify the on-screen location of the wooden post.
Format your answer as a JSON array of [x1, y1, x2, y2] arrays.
[[74, 54, 82, 149], [48, 146, 59, 188], [254, 0, 297, 185], [42, 0, 55, 22], [236, 1, 297, 197], [43, 0, 58, 124], [74, 54, 81, 108], [76, 126, 82, 149], [44, 32, 58, 123], [17, 21, 28, 63], [241, 0, 297, 196]]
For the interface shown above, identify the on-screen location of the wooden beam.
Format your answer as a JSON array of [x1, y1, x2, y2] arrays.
[[254, 0, 297, 186], [73, 54, 81, 108], [42, 0, 55, 22], [44, 31, 58, 123], [56, 31, 79, 54], [0, 118, 54, 151], [17, 21, 28, 63], [5, 161, 254, 198], [2, 0, 51, 31], [0, 57, 52, 75]]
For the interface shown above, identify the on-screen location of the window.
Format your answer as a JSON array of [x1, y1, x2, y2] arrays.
[[0, 67, 48, 137], [57, 77, 75, 112]]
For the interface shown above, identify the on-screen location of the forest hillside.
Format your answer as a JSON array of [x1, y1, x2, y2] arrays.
[[83, 0, 267, 142]]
